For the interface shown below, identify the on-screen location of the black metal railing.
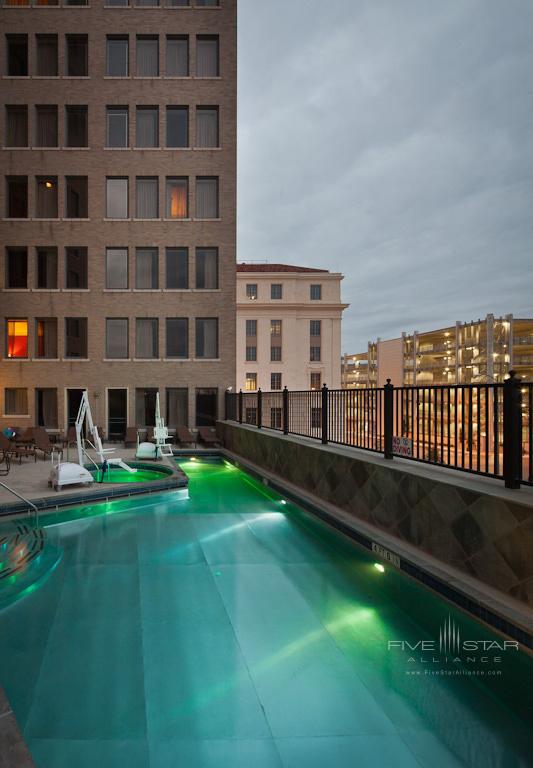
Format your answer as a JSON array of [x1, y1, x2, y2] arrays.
[[224, 372, 532, 489]]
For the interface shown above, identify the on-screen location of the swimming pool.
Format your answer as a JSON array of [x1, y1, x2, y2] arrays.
[[0, 457, 531, 767]]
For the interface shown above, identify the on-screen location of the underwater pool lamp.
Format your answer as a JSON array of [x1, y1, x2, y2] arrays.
[[280, 500, 287, 505], [374, 563, 385, 573]]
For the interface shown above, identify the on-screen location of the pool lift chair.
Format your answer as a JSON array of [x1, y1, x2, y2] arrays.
[[49, 391, 137, 490], [136, 393, 173, 460]]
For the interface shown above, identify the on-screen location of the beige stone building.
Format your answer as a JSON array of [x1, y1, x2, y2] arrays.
[[236, 264, 348, 392], [0, 0, 236, 436]]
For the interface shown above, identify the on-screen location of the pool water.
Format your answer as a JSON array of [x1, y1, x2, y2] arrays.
[[0, 458, 531, 768], [89, 467, 168, 484]]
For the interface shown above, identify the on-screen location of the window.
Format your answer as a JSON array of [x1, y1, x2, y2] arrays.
[[271, 373, 282, 390], [246, 284, 257, 300], [107, 37, 129, 76], [195, 318, 218, 358], [166, 107, 188, 148], [106, 177, 128, 218], [245, 407, 257, 424], [65, 318, 88, 357], [245, 346, 256, 362], [245, 373, 257, 392], [136, 36, 159, 77], [195, 387, 217, 426], [310, 320, 321, 336], [65, 247, 88, 289], [136, 388, 157, 427], [166, 388, 188, 428], [270, 407, 282, 429], [35, 105, 58, 147], [106, 248, 128, 289], [165, 247, 188, 288], [107, 0, 129, 4], [270, 346, 282, 362], [66, 106, 88, 147], [5, 389, 28, 416], [270, 319, 282, 337], [310, 284, 322, 300], [136, 318, 158, 358], [36, 177, 58, 218], [271, 283, 282, 300], [167, 0, 189, 6], [5, 106, 27, 147], [6, 35, 28, 77], [6, 319, 28, 358], [196, 35, 219, 76], [5, 248, 27, 288], [66, 176, 88, 218], [65, 0, 88, 6], [166, 177, 188, 218], [66, 35, 88, 77], [35, 318, 58, 358], [36, 247, 58, 288], [195, 248, 218, 289], [311, 407, 322, 429], [246, 319, 257, 337], [136, 177, 158, 218], [196, 107, 218, 148], [310, 346, 321, 362], [136, 0, 158, 6], [196, 0, 219, 6], [166, 36, 188, 76], [36, 35, 58, 77], [195, 177, 218, 218], [106, 107, 128, 148], [136, 107, 158, 147], [136, 247, 158, 289], [166, 318, 188, 358], [310, 372, 321, 390], [6, 177, 27, 218], [106, 318, 128, 359], [36, 389, 58, 428]]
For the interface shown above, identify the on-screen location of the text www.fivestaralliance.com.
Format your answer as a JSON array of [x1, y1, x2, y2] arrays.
[[406, 669, 502, 676]]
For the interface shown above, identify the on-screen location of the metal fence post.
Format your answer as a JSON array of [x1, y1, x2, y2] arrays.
[[283, 386, 289, 434], [503, 370, 522, 489], [238, 389, 243, 424], [384, 378, 394, 459], [321, 383, 328, 445], [257, 388, 262, 428]]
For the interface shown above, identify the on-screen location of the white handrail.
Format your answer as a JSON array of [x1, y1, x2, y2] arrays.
[[0, 481, 39, 525]]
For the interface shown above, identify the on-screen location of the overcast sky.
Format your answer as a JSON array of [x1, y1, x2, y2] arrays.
[[237, 0, 533, 352]]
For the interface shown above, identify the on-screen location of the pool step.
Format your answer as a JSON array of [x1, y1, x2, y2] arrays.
[[0, 521, 45, 581]]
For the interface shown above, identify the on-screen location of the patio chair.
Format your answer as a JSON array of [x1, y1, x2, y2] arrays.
[[175, 426, 196, 447], [15, 427, 34, 445], [33, 427, 57, 461], [197, 427, 221, 447], [0, 434, 35, 464], [124, 427, 139, 448], [0, 447, 11, 476], [61, 426, 77, 447]]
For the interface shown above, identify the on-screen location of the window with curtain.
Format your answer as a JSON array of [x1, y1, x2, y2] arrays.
[[136, 36, 159, 76], [36, 35, 58, 76], [310, 372, 321, 390], [165, 248, 188, 288], [35, 318, 58, 358], [106, 248, 128, 289], [245, 373, 257, 392], [36, 247, 58, 288], [5, 248, 27, 288], [195, 318, 218, 358], [7, 35, 28, 76], [66, 106, 88, 147], [136, 248, 158, 289], [195, 247, 218, 289], [65, 318, 88, 357], [36, 177, 58, 218], [166, 107, 188, 148], [166, 318, 188, 358], [196, 107, 218, 148], [66, 177, 88, 218], [106, 177, 128, 218], [36, 388, 58, 428], [65, 247, 88, 289], [107, 37, 129, 76], [107, 107, 128, 147], [106, 318, 128, 358], [135, 388, 157, 427], [136, 177, 158, 218], [270, 319, 282, 336], [165, 177, 188, 218], [35, 105, 58, 147], [5, 388, 28, 416], [136, 318, 158, 358], [136, 107, 158, 147], [195, 177, 218, 218], [66, 35, 88, 77], [166, 36, 188, 76], [166, 388, 188, 428], [196, 36, 219, 76], [6, 177, 27, 218], [5, 106, 28, 147], [246, 283, 258, 299], [6, 319, 28, 358]]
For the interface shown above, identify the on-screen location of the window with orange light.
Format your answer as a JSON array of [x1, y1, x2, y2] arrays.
[[166, 177, 188, 219], [7, 319, 28, 358]]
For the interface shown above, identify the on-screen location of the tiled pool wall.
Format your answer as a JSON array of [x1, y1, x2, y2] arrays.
[[218, 421, 533, 648]]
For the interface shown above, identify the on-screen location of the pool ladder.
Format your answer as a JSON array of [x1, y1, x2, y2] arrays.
[[0, 482, 44, 581]]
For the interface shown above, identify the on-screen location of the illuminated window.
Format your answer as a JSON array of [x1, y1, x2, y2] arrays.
[[166, 177, 188, 218], [310, 372, 321, 389], [270, 319, 282, 336], [245, 373, 257, 392], [246, 284, 257, 300], [7, 319, 28, 358]]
